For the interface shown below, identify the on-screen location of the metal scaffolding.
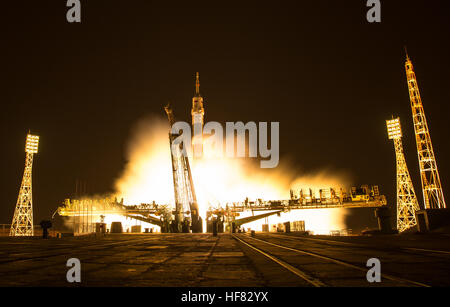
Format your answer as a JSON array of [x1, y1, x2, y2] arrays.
[[387, 118, 420, 232], [405, 53, 446, 209], [10, 133, 39, 236], [165, 103, 202, 233]]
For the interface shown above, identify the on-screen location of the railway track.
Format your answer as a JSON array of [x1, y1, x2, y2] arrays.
[[268, 233, 450, 259], [233, 234, 431, 287]]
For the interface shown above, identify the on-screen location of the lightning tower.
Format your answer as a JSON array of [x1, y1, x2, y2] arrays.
[[386, 118, 420, 232], [10, 133, 39, 236], [405, 53, 446, 209], [191, 72, 205, 158]]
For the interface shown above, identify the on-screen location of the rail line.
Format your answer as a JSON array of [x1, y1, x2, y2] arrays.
[[233, 234, 430, 287], [403, 247, 450, 255], [268, 233, 450, 258]]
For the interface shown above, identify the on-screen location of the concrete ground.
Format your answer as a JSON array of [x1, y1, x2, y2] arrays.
[[0, 232, 449, 287]]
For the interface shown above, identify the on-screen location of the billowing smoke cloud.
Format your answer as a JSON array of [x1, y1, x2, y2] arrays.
[[114, 116, 174, 205], [113, 115, 353, 234]]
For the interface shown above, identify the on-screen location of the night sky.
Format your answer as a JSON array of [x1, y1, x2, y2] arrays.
[[1, 0, 449, 227]]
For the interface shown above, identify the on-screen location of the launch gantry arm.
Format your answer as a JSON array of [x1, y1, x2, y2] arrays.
[[164, 103, 202, 233]]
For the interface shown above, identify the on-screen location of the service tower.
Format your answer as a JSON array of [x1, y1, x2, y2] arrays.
[[405, 53, 446, 209]]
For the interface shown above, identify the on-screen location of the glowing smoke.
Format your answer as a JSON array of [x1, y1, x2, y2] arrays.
[[113, 115, 353, 234], [114, 117, 174, 205]]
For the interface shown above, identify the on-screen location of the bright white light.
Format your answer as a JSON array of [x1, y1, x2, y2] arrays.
[[386, 118, 402, 140], [25, 134, 39, 153]]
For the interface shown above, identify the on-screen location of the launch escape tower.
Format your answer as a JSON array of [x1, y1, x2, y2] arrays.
[[191, 72, 205, 159], [10, 133, 39, 236], [164, 104, 203, 233], [386, 118, 420, 232], [405, 54, 446, 209]]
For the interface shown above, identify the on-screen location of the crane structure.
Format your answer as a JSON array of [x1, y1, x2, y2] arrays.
[[405, 54, 446, 209], [10, 133, 39, 236], [386, 118, 420, 232], [165, 103, 203, 233]]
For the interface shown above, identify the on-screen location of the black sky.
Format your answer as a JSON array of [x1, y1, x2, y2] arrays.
[[1, 0, 450, 227]]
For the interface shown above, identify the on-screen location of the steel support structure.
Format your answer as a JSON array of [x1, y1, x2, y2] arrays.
[[165, 104, 202, 233], [10, 134, 39, 236], [387, 118, 420, 232], [405, 54, 446, 209]]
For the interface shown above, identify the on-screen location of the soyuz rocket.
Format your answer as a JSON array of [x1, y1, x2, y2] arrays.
[[191, 72, 204, 158]]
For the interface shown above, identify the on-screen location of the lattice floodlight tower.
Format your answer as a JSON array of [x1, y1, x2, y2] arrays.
[[405, 54, 446, 209], [10, 133, 39, 236], [386, 118, 420, 232]]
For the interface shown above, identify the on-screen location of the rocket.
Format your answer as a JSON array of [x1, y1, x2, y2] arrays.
[[191, 72, 204, 158]]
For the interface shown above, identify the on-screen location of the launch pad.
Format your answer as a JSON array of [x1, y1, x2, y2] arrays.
[[53, 74, 391, 235], [55, 184, 389, 235], [16, 57, 450, 237]]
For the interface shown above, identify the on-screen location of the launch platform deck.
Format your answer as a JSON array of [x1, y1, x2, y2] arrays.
[[0, 233, 450, 287]]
